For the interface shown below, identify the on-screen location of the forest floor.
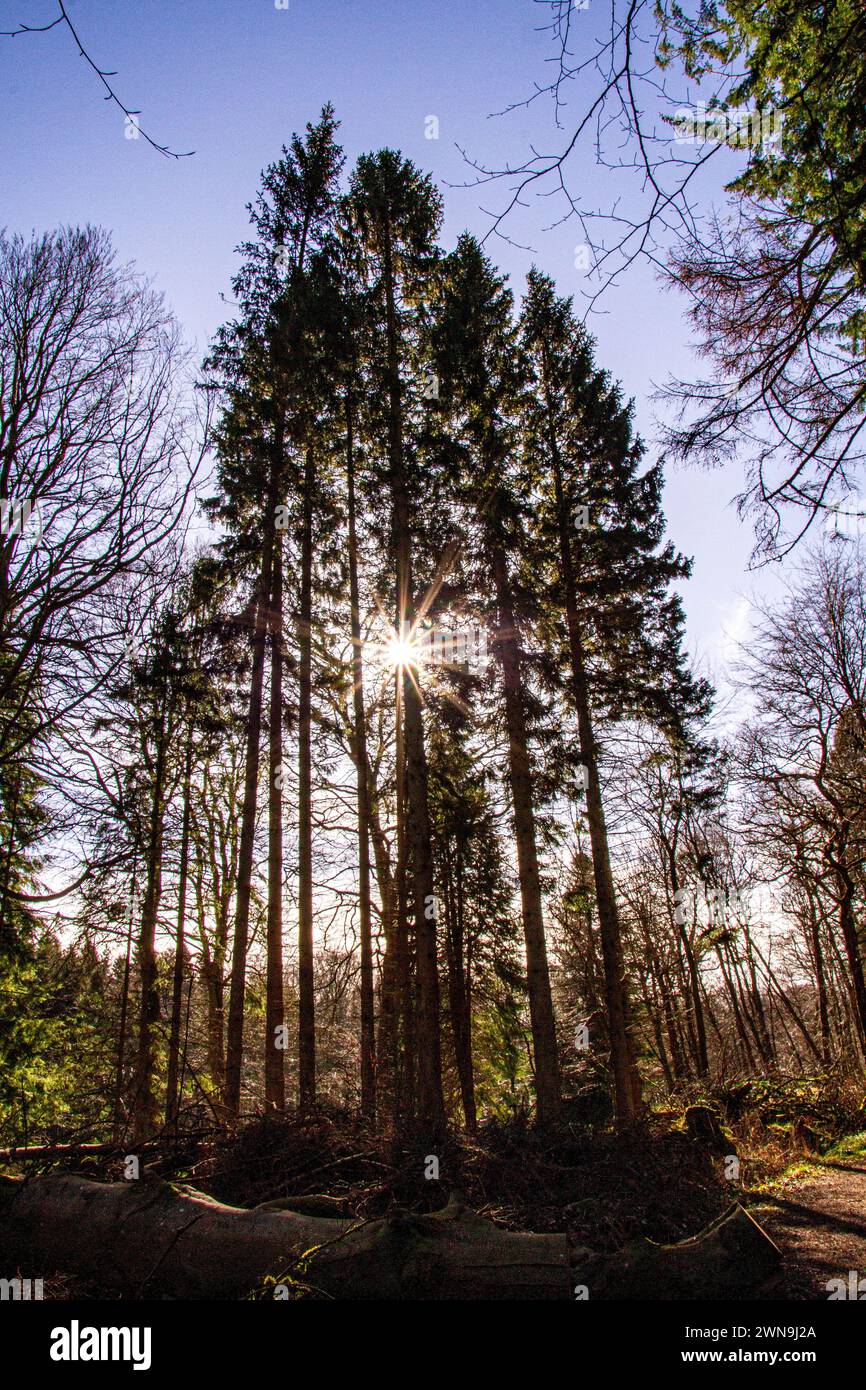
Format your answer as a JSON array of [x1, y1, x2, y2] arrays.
[[13, 1100, 866, 1300], [183, 1112, 866, 1300], [755, 1142, 866, 1299]]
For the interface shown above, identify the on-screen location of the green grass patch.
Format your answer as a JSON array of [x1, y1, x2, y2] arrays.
[[824, 1131, 866, 1162], [749, 1159, 825, 1194]]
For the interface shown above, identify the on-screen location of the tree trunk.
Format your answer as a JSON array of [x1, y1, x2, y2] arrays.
[[225, 502, 276, 1120], [402, 667, 443, 1132], [716, 944, 758, 1072], [346, 399, 376, 1122], [200, 940, 226, 1114], [804, 879, 832, 1066], [667, 827, 710, 1077], [832, 850, 866, 1049], [265, 528, 286, 1113], [297, 446, 316, 1113], [546, 426, 641, 1126], [382, 218, 443, 1134], [489, 538, 562, 1123], [444, 847, 477, 1132], [369, 770, 400, 1127], [165, 732, 194, 1128], [131, 715, 169, 1144], [392, 672, 415, 1126], [111, 862, 136, 1143]]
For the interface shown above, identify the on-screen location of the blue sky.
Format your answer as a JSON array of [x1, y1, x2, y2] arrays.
[[0, 0, 788, 695]]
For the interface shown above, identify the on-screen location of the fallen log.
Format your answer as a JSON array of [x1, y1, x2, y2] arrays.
[[585, 1204, 783, 1300], [0, 1175, 570, 1300], [0, 1173, 781, 1300], [0, 1142, 119, 1161], [0, 1129, 217, 1163]]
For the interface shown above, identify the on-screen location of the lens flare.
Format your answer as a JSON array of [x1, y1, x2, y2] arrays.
[[384, 633, 420, 670]]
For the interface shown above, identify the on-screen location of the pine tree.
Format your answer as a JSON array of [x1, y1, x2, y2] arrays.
[[429, 235, 562, 1121], [519, 269, 708, 1124], [339, 302, 378, 1120], [426, 702, 514, 1132], [206, 106, 344, 1117], [344, 150, 446, 1132]]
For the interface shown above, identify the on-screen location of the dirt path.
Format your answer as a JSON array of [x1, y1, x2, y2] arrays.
[[756, 1160, 866, 1299]]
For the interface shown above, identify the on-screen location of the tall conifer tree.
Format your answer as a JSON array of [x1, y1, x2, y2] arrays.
[[429, 235, 563, 1121], [344, 151, 446, 1132], [206, 107, 344, 1116], [520, 269, 708, 1124]]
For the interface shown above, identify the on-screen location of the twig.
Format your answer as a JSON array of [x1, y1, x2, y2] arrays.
[[1, 1, 194, 157]]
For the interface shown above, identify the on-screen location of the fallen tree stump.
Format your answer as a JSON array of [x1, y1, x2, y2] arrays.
[[0, 1173, 780, 1300], [684, 1104, 735, 1156], [585, 1204, 782, 1300]]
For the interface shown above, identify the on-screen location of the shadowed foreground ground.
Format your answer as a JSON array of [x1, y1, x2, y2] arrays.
[[4, 1114, 866, 1299], [760, 1158, 866, 1299]]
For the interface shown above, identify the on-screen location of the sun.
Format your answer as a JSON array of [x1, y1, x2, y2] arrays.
[[384, 632, 420, 670]]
